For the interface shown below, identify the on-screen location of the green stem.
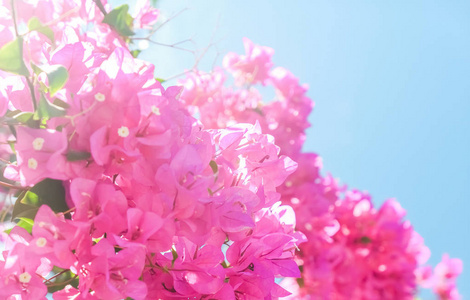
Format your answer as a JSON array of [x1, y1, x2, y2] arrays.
[[25, 77, 37, 111], [10, 0, 19, 37]]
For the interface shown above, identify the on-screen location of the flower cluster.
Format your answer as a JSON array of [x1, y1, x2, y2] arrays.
[[0, 1, 304, 299], [179, 38, 463, 299], [416, 254, 463, 300]]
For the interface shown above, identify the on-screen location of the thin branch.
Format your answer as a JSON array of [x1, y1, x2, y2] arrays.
[[212, 47, 222, 71], [43, 7, 80, 27], [162, 70, 193, 83], [44, 274, 78, 287], [0, 157, 12, 164], [0, 180, 27, 190], [133, 37, 194, 47], [0, 198, 12, 223], [168, 38, 195, 47], [66, 101, 97, 127], [44, 269, 71, 283], [189, 15, 223, 72], [20, 7, 80, 40], [143, 40, 195, 54], [191, 37, 225, 71], [147, 7, 189, 38], [0, 208, 9, 223]]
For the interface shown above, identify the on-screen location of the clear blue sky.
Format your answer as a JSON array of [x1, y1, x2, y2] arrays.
[[124, 0, 470, 296]]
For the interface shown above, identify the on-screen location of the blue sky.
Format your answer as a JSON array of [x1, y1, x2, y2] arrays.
[[127, 0, 470, 296]]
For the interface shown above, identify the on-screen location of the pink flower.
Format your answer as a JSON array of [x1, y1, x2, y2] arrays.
[[133, 0, 159, 29], [33, 205, 89, 268], [70, 178, 128, 237], [223, 38, 274, 86], [0, 228, 48, 300], [50, 42, 94, 94], [81, 240, 147, 300], [432, 254, 463, 300], [6, 127, 68, 186]]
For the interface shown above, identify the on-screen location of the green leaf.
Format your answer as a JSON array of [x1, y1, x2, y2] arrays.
[[21, 191, 40, 206], [11, 200, 39, 220], [155, 77, 165, 83], [17, 217, 34, 233], [30, 62, 43, 75], [11, 178, 68, 221], [43, 65, 69, 96], [5, 110, 21, 118], [130, 49, 141, 58], [27, 17, 55, 43], [30, 178, 68, 213], [14, 112, 34, 123], [8, 140, 15, 153], [34, 93, 66, 120], [53, 98, 70, 109], [102, 5, 135, 37], [0, 38, 29, 76], [3, 218, 33, 234], [6, 111, 40, 128], [66, 151, 91, 162]]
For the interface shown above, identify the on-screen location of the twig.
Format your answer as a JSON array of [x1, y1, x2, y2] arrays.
[[43, 7, 80, 27], [147, 7, 189, 38], [0, 200, 12, 223], [135, 38, 195, 53], [44, 269, 71, 283], [45, 274, 78, 287], [20, 7, 80, 40], [0, 180, 27, 190], [62, 207, 76, 215]]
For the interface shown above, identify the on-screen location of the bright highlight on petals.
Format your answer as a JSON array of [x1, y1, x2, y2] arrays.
[[32, 137, 45, 151], [94, 93, 106, 102], [19, 272, 32, 283], [36, 237, 47, 247], [28, 158, 38, 169], [118, 126, 130, 137], [184, 272, 198, 285]]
